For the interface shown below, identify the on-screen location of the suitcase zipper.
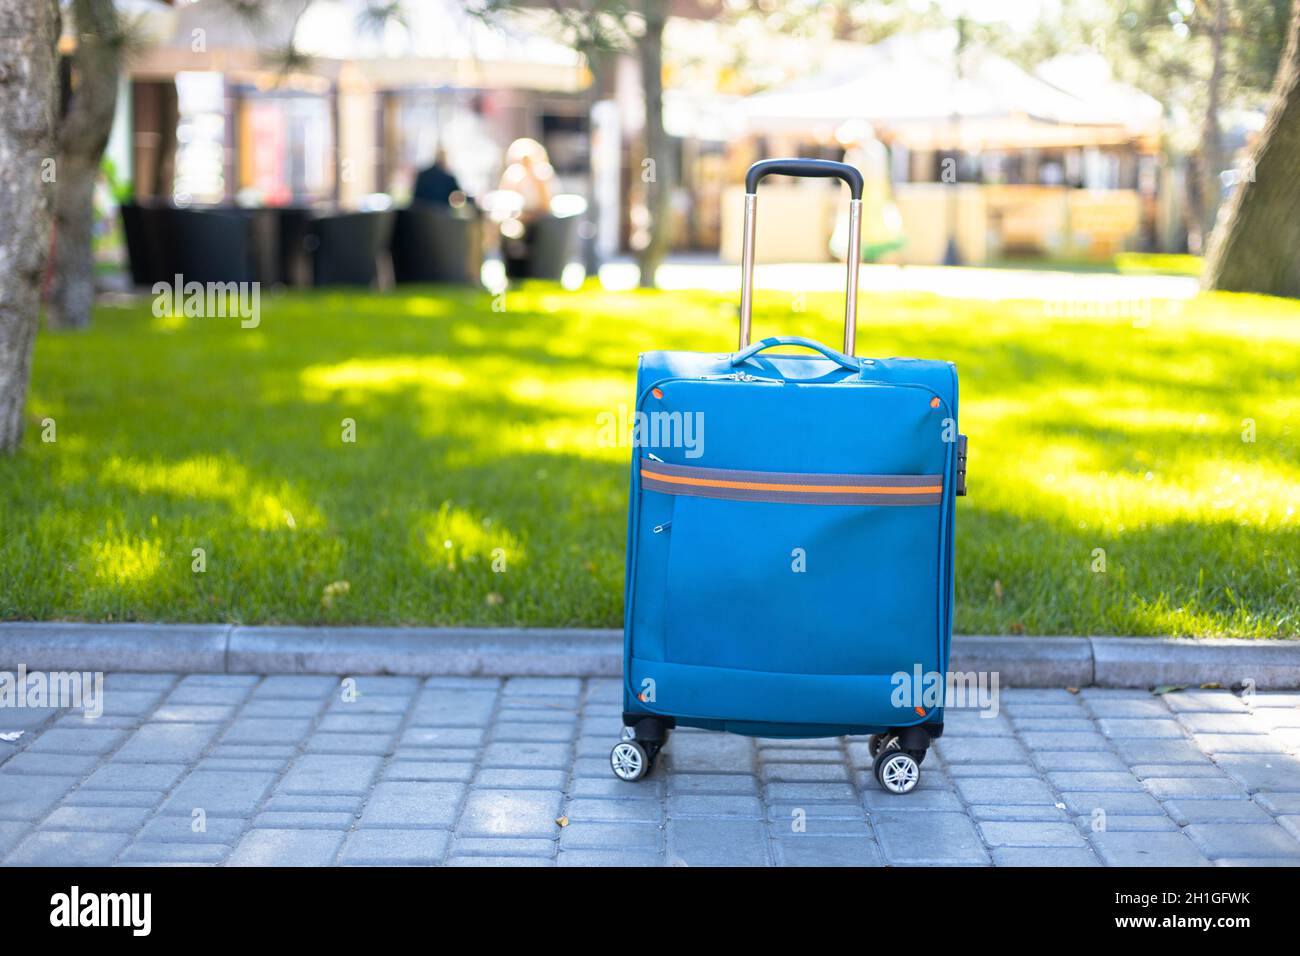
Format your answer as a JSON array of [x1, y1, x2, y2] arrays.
[[652, 521, 671, 534]]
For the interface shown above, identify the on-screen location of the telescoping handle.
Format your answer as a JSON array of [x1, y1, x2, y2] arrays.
[[738, 158, 864, 355]]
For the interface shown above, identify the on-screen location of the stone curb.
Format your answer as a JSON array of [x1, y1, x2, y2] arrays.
[[0, 624, 1298, 687]]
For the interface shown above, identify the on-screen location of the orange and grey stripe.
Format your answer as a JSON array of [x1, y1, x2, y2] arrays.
[[640, 461, 943, 506]]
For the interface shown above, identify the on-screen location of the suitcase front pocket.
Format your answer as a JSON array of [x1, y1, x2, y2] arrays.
[[649, 462, 945, 678]]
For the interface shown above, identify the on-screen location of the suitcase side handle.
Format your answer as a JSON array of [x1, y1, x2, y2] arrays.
[[739, 158, 863, 356], [730, 335, 859, 372]]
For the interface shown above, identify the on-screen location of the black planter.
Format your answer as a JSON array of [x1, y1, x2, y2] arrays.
[[502, 214, 579, 281], [306, 211, 396, 287], [391, 205, 482, 284]]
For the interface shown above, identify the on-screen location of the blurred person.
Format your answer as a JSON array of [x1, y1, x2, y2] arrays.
[[413, 149, 466, 207], [496, 138, 560, 278], [498, 138, 556, 223]]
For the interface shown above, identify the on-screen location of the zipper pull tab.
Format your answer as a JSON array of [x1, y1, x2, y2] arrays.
[[645, 452, 664, 462], [653, 521, 672, 534]]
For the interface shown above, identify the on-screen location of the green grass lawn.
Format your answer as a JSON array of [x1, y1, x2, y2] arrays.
[[2, 280, 1297, 636]]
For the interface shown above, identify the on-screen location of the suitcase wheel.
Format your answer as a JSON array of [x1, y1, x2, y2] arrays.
[[869, 734, 926, 765], [610, 740, 651, 781], [873, 749, 922, 794]]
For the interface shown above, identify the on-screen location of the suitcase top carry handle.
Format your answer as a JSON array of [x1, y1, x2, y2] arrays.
[[730, 335, 859, 372], [739, 158, 863, 356]]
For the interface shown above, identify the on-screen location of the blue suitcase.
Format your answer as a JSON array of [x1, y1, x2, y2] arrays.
[[613, 160, 967, 793]]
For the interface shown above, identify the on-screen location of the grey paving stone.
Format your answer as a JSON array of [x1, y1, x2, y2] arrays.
[[503, 677, 582, 697], [1084, 699, 1171, 719], [409, 690, 498, 726], [1014, 719, 1097, 733], [0, 821, 31, 858], [337, 829, 449, 866], [1176, 712, 1267, 734], [1195, 732, 1288, 755], [1091, 831, 1210, 866], [242, 698, 328, 718], [0, 752, 99, 776], [1254, 792, 1300, 815], [1281, 816, 1300, 842], [165, 684, 255, 707], [455, 837, 557, 856], [1033, 751, 1128, 772], [490, 722, 575, 743], [54, 715, 138, 731], [227, 828, 344, 866], [25, 728, 127, 755], [767, 804, 869, 835], [1045, 771, 1143, 792], [666, 794, 762, 818], [1098, 718, 1185, 739], [250, 676, 340, 700], [42, 805, 153, 832], [304, 733, 394, 755], [1112, 738, 1215, 765], [0, 706, 62, 729], [113, 723, 218, 763], [1078, 814, 1178, 832], [6, 830, 130, 866], [475, 768, 569, 790], [1130, 763, 1228, 780], [664, 734, 755, 774], [385, 761, 474, 783], [873, 811, 990, 866], [1057, 791, 1167, 816], [137, 814, 248, 844], [359, 781, 463, 828], [558, 849, 658, 867], [1162, 799, 1274, 826], [969, 804, 1069, 823], [221, 717, 313, 746], [954, 777, 1056, 805], [481, 742, 571, 769], [764, 782, 858, 802], [936, 738, 1028, 764], [446, 855, 553, 866], [208, 744, 297, 761], [761, 762, 849, 783], [1019, 732, 1110, 752], [1214, 755, 1300, 791], [200, 758, 287, 773], [566, 797, 662, 823], [160, 770, 276, 817], [0, 774, 79, 821], [318, 714, 402, 734], [760, 747, 844, 763], [666, 818, 769, 867], [399, 727, 486, 749], [1143, 776, 1249, 800], [992, 847, 1100, 866], [1184, 823, 1300, 859], [568, 777, 663, 799], [151, 704, 235, 723], [263, 794, 362, 813], [63, 790, 164, 809], [329, 695, 411, 715], [666, 773, 758, 795], [458, 789, 563, 837], [773, 836, 882, 867], [559, 821, 660, 851], [118, 843, 228, 864], [279, 754, 383, 796], [253, 811, 359, 830], [1162, 691, 1247, 713], [938, 712, 1014, 736], [979, 821, 1087, 847], [945, 763, 1038, 778], [344, 676, 422, 696], [861, 789, 964, 812]]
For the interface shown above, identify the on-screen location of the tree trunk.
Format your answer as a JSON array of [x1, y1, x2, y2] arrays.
[[0, 0, 61, 453], [1195, 0, 1227, 248], [46, 0, 122, 330], [635, 0, 673, 289], [1203, 0, 1300, 296]]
